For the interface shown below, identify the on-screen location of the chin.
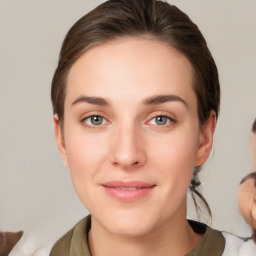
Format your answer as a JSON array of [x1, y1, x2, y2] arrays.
[[94, 207, 168, 238], [108, 220, 155, 238]]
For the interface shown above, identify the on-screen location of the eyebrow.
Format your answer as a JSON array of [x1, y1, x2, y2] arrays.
[[144, 94, 188, 108], [71, 94, 188, 108], [72, 96, 109, 106]]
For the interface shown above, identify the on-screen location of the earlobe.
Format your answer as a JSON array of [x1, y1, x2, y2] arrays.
[[53, 114, 69, 169], [195, 110, 216, 166]]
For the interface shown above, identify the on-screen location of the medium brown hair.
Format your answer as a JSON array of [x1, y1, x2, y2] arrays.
[[51, 0, 220, 218], [252, 119, 256, 133]]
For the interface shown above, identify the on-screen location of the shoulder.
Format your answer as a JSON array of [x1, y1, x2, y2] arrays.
[[187, 220, 225, 255], [49, 228, 74, 256], [49, 216, 91, 256], [222, 232, 256, 256], [187, 220, 256, 256]]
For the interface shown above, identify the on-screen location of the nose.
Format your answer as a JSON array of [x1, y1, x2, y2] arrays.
[[110, 123, 146, 169]]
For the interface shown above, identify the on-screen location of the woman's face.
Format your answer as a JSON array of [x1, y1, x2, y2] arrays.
[[55, 38, 215, 236]]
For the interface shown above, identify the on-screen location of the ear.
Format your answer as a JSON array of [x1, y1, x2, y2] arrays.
[[54, 114, 69, 169], [195, 110, 216, 167]]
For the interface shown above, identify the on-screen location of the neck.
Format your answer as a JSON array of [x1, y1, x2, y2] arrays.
[[88, 203, 202, 256]]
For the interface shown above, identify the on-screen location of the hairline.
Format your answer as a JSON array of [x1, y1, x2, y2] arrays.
[[59, 34, 202, 132]]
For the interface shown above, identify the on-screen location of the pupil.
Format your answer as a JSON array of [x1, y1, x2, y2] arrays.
[[156, 116, 167, 125], [91, 116, 102, 125]]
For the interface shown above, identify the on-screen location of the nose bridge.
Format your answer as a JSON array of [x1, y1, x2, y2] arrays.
[[110, 118, 145, 168]]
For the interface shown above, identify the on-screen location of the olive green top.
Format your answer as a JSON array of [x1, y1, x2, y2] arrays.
[[50, 215, 225, 256]]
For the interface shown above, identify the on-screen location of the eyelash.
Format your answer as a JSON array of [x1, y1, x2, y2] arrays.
[[80, 113, 176, 129], [81, 115, 108, 128], [147, 115, 176, 126]]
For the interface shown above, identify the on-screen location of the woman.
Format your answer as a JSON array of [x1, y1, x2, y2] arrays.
[[49, 0, 239, 255]]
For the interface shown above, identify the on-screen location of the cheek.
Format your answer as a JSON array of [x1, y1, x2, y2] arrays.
[[64, 132, 109, 212], [64, 129, 108, 190], [150, 130, 199, 173], [238, 191, 253, 226], [238, 181, 256, 228], [158, 142, 196, 189], [148, 130, 199, 196], [144, 136, 197, 219], [65, 127, 107, 171]]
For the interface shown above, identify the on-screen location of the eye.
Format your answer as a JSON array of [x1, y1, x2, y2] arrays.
[[82, 115, 107, 126], [148, 115, 173, 126]]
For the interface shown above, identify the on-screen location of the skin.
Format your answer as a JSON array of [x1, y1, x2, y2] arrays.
[[238, 132, 256, 232], [251, 133, 256, 169], [238, 178, 256, 230], [54, 38, 216, 256]]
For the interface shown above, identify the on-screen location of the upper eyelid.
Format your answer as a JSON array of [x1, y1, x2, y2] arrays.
[[80, 115, 109, 129], [148, 115, 175, 124], [82, 115, 107, 122], [80, 111, 109, 120], [82, 115, 106, 121], [80, 113, 110, 126], [79, 111, 176, 123], [84, 115, 107, 124], [146, 111, 176, 121]]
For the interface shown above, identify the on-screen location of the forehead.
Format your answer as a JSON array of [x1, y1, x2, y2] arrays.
[[239, 177, 256, 193], [66, 38, 195, 105]]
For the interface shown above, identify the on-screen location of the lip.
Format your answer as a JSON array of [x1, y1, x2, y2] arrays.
[[101, 180, 156, 202]]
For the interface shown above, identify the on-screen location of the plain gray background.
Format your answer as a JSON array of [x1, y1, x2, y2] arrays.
[[0, 0, 256, 242]]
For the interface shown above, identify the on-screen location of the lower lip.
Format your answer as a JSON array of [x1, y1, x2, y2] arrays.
[[103, 186, 155, 202]]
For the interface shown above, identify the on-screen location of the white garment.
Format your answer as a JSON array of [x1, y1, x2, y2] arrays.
[[222, 232, 256, 256]]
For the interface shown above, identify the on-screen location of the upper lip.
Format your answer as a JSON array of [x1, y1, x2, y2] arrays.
[[101, 180, 156, 188]]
